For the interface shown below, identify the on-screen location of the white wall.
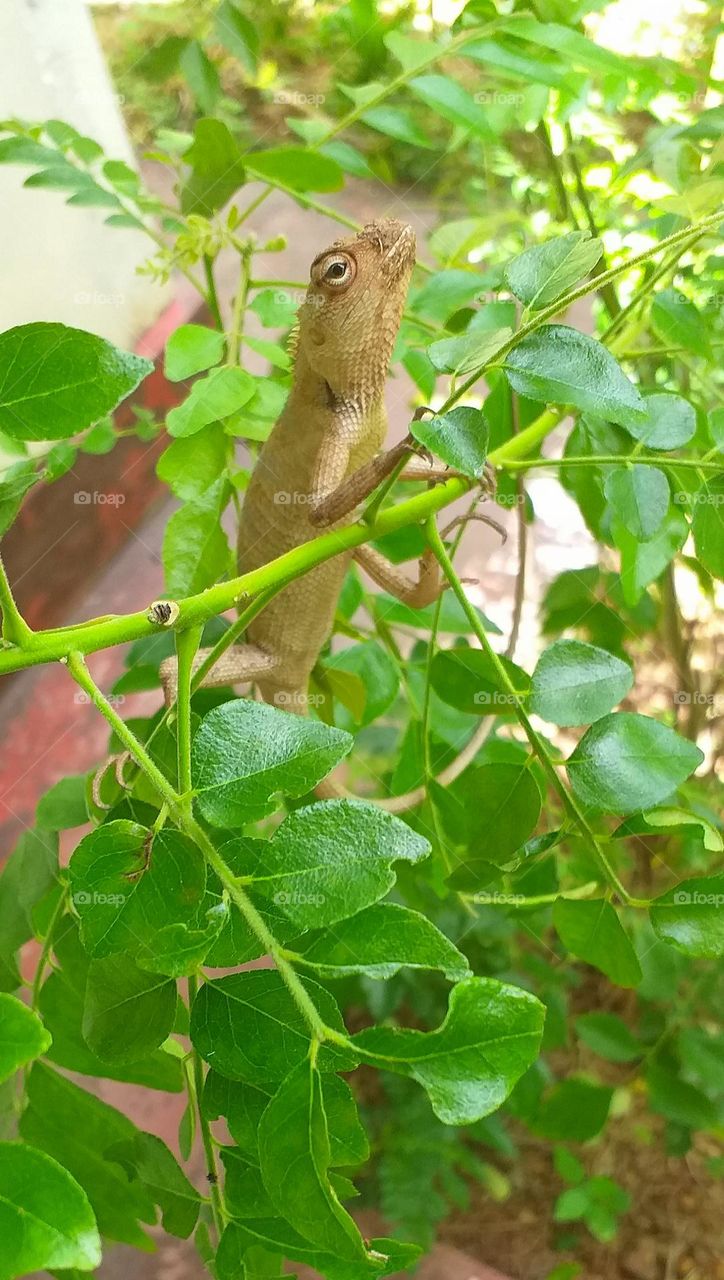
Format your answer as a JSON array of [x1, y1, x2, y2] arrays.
[[0, 0, 167, 345]]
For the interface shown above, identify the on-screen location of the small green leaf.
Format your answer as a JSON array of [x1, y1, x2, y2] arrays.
[[107, 1131, 200, 1238], [531, 639, 633, 727], [646, 1062, 717, 1129], [0, 1141, 101, 1277], [0, 323, 152, 442], [531, 1078, 613, 1142], [504, 325, 646, 429], [553, 899, 642, 987], [449, 763, 542, 866], [246, 148, 344, 193], [410, 405, 489, 478], [616, 507, 688, 606], [567, 712, 703, 814], [604, 466, 670, 540], [258, 1060, 366, 1259], [164, 324, 225, 382], [190, 970, 357, 1085], [242, 799, 429, 929], [69, 823, 206, 958], [361, 105, 435, 150], [163, 489, 232, 596], [411, 269, 484, 322], [291, 903, 471, 980], [692, 476, 724, 579], [426, 328, 512, 376], [82, 955, 176, 1063], [215, 0, 259, 73], [575, 1012, 642, 1063], [622, 391, 696, 449], [191, 701, 351, 826], [650, 875, 724, 957], [409, 74, 494, 138], [651, 287, 712, 359], [638, 806, 723, 852], [36, 775, 88, 831], [505, 231, 603, 310], [166, 366, 255, 437], [323, 641, 398, 727], [352, 976, 545, 1124], [431, 646, 531, 717], [0, 994, 51, 1082], [157, 424, 228, 501]]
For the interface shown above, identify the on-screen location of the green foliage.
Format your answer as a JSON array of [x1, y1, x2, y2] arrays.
[[0, 2, 722, 1277]]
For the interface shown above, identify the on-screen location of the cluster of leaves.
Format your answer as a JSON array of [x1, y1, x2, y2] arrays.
[[0, 0, 723, 1277]]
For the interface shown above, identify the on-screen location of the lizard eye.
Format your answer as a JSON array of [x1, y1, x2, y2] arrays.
[[311, 253, 356, 290]]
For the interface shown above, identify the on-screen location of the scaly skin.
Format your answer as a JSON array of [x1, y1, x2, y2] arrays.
[[161, 218, 453, 712]]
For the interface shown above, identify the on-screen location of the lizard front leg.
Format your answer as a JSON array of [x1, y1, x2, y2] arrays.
[[308, 432, 412, 527], [354, 543, 443, 609]]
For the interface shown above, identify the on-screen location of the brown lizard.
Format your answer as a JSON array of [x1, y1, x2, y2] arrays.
[[160, 218, 493, 808]]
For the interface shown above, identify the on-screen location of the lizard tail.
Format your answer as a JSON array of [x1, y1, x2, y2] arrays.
[[314, 715, 494, 811]]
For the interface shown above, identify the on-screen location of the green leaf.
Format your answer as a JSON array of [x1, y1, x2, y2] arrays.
[[431, 646, 531, 717], [604, 465, 669, 540], [0, 323, 151, 442], [448, 763, 542, 869], [651, 287, 712, 360], [20, 1063, 156, 1248], [530, 639, 633, 726], [243, 799, 429, 929], [69, 823, 206, 958], [217, 1220, 420, 1279], [0, 828, 58, 992], [0, 994, 51, 1082], [164, 324, 225, 382], [616, 507, 688, 606], [323, 641, 398, 727], [163, 489, 232, 596], [36, 775, 88, 831], [166, 366, 255, 437], [246, 148, 344, 193], [567, 712, 703, 815], [361, 105, 435, 150], [505, 232, 603, 310], [191, 700, 352, 826], [409, 75, 494, 139], [384, 30, 443, 72], [107, 1131, 200, 1238], [258, 1060, 366, 1260], [190, 970, 357, 1085], [412, 269, 484, 322], [410, 406, 489, 478], [373, 589, 500, 634], [0, 461, 38, 537], [650, 875, 724, 957], [530, 1078, 613, 1142], [352, 976, 545, 1125], [179, 44, 221, 115], [291, 903, 471, 981], [646, 1063, 717, 1129], [82, 955, 176, 1063], [0, 1141, 101, 1278], [181, 117, 245, 215], [504, 325, 646, 429], [157, 423, 228, 501], [636, 806, 723, 852], [426, 327, 512, 376], [553, 900, 642, 987], [622, 391, 696, 449], [38, 924, 183, 1091], [692, 476, 724, 578], [575, 1012, 642, 1063], [215, 0, 259, 73]]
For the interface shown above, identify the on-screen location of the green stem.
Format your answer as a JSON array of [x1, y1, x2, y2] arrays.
[[187, 971, 226, 1238], [228, 249, 251, 363], [0, 554, 33, 646], [30, 888, 67, 1010], [175, 625, 202, 814], [425, 523, 633, 903], [64, 654, 328, 1041], [203, 255, 223, 330], [501, 454, 723, 473], [0, 477, 471, 676]]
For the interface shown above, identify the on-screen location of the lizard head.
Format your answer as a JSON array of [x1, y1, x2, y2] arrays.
[[298, 218, 416, 403]]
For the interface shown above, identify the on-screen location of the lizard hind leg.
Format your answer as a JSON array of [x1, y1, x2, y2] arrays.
[[159, 643, 279, 707]]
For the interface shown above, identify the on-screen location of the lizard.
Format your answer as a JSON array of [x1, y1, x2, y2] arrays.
[[159, 218, 495, 810]]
